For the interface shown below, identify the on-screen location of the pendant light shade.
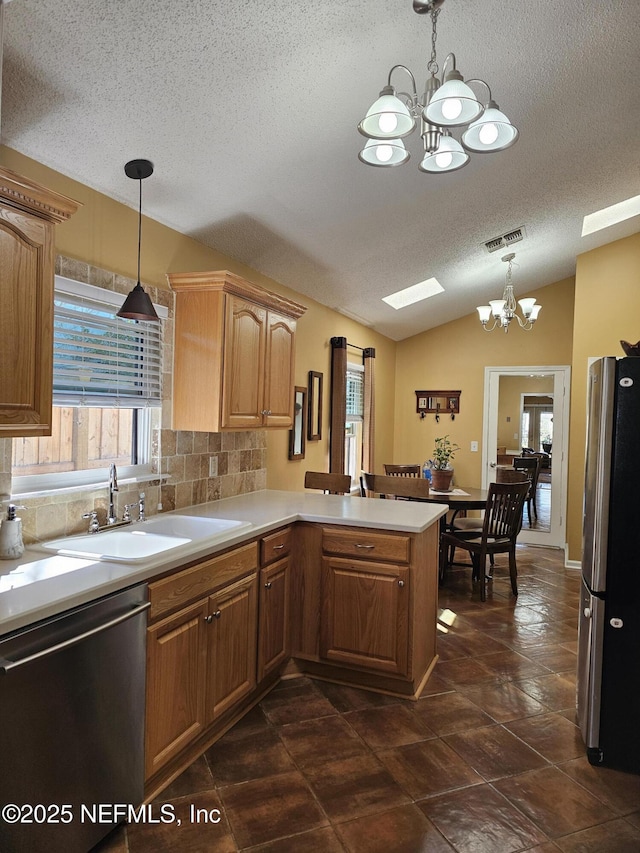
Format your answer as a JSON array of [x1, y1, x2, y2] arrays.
[[418, 133, 468, 173], [461, 100, 519, 152], [358, 137, 410, 167], [423, 70, 484, 127], [358, 86, 416, 139], [117, 158, 159, 322]]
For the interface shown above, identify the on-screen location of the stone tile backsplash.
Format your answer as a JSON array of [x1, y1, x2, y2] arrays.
[[0, 257, 267, 545]]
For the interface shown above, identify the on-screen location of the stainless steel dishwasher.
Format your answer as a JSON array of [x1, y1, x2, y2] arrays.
[[0, 584, 149, 853]]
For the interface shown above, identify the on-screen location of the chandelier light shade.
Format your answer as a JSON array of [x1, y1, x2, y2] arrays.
[[357, 0, 518, 174], [461, 100, 519, 152], [357, 86, 415, 139], [477, 253, 541, 333], [423, 70, 483, 127], [419, 132, 469, 173], [358, 137, 410, 167], [117, 158, 159, 322]]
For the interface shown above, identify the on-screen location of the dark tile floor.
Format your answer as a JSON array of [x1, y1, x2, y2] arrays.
[[96, 545, 640, 852]]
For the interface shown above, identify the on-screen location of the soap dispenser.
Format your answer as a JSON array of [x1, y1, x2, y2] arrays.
[[0, 504, 25, 560]]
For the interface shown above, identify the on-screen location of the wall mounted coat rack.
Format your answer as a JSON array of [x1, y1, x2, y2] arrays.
[[415, 390, 461, 421]]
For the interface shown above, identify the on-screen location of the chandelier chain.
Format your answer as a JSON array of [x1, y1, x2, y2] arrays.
[[426, 8, 440, 75]]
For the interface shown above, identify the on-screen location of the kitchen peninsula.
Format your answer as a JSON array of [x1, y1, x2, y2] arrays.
[[0, 490, 446, 801]]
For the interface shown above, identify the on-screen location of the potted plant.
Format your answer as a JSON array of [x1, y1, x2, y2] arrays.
[[430, 435, 460, 491]]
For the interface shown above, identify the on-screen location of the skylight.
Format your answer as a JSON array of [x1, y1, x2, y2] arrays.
[[582, 194, 640, 237], [382, 277, 444, 310]]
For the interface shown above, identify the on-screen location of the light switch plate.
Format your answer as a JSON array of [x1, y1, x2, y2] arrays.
[[470, 441, 478, 452]]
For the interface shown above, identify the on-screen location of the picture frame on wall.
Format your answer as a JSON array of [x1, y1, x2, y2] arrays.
[[288, 386, 307, 460], [307, 370, 323, 441]]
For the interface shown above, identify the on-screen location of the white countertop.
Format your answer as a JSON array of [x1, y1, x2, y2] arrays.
[[0, 489, 447, 636]]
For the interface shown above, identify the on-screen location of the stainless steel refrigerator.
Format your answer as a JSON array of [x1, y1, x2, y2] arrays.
[[577, 356, 640, 773]]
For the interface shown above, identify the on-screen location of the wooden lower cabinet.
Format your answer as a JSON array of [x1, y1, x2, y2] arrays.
[[206, 574, 257, 721], [145, 573, 257, 780], [145, 599, 209, 780], [258, 557, 290, 682], [144, 519, 439, 795], [321, 557, 409, 676], [292, 522, 439, 698]]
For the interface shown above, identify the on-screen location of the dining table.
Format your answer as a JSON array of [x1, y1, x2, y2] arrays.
[[413, 486, 489, 582], [415, 486, 489, 531]]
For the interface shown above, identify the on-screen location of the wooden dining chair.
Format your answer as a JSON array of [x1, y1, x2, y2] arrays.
[[448, 468, 527, 570], [383, 464, 421, 477], [360, 472, 430, 500], [304, 470, 352, 495], [439, 481, 529, 601], [513, 456, 541, 524]]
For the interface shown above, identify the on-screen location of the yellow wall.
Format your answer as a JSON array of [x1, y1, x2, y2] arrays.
[[0, 147, 396, 489], [393, 277, 575, 488], [567, 231, 640, 560], [497, 376, 554, 450], [6, 145, 639, 554]]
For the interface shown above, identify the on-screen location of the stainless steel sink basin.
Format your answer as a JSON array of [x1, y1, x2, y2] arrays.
[[39, 515, 252, 563]]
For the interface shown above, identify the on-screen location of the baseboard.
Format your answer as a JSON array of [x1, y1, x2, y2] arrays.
[[564, 543, 581, 570]]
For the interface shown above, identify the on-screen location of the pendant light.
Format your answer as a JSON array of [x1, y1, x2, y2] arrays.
[[116, 159, 159, 321]]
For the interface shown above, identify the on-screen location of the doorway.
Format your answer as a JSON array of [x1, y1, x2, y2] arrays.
[[482, 365, 570, 548]]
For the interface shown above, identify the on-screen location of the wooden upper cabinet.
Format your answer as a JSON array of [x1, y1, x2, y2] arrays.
[[168, 270, 306, 431], [222, 295, 267, 429], [0, 167, 80, 437], [264, 311, 297, 428]]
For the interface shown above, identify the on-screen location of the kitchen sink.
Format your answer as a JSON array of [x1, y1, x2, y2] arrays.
[[136, 515, 248, 539], [39, 515, 252, 563]]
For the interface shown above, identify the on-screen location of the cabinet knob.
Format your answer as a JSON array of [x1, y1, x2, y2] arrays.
[[213, 610, 222, 619], [204, 614, 213, 623], [264, 581, 272, 589], [398, 579, 405, 588]]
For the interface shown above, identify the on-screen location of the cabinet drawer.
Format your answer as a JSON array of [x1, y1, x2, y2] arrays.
[[260, 527, 292, 566], [149, 542, 258, 621], [322, 528, 410, 564]]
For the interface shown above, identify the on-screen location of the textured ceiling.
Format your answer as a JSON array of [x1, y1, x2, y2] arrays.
[[2, 0, 640, 340]]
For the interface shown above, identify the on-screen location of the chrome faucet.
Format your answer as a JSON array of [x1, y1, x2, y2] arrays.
[[108, 463, 119, 524]]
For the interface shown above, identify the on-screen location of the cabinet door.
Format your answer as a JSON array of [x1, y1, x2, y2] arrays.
[[145, 599, 209, 780], [321, 557, 409, 676], [263, 311, 296, 428], [0, 206, 54, 436], [221, 295, 267, 429], [258, 558, 290, 681], [206, 573, 257, 721]]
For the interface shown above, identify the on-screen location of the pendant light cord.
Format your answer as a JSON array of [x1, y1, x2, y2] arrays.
[[137, 174, 142, 286]]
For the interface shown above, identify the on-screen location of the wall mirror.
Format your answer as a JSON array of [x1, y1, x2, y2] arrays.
[[308, 371, 323, 441], [288, 386, 307, 460]]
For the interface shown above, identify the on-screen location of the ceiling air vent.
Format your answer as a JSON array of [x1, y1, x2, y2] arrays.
[[483, 226, 525, 253], [503, 228, 523, 245]]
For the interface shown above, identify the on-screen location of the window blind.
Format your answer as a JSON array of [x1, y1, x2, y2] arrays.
[[52, 283, 163, 407], [346, 367, 364, 421]]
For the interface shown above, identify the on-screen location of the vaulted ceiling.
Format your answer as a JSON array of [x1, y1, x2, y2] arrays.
[[3, 0, 639, 339]]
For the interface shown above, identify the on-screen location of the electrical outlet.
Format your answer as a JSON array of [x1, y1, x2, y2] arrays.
[[470, 441, 478, 452], [209, 456, 218, 477], [513, 433, 519, 440]]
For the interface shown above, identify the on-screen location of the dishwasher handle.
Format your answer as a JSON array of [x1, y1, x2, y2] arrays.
[[0, 601, 151, 674]]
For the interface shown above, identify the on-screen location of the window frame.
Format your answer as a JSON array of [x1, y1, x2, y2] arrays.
[[11, 277, 167, 497]]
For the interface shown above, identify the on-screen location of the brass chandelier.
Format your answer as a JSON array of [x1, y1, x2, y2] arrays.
[[477, 254, 541, 333]]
